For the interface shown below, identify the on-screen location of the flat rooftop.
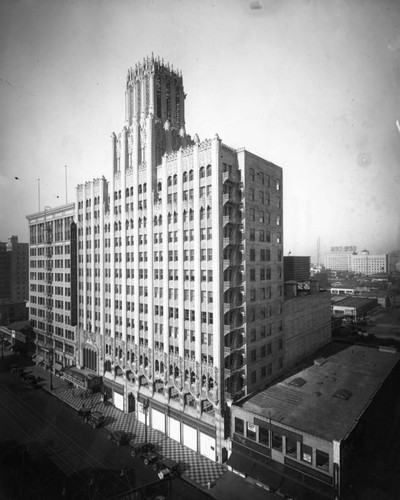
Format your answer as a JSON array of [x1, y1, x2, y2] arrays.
[[241, 343, 400, 442]]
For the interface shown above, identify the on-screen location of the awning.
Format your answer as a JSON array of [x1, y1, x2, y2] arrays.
[[54, 362, 63, 371], [34, 355, 44, 364], [227, 451, 254, 476], [227, 451, 284, 491], [279, 478, 332, 500]]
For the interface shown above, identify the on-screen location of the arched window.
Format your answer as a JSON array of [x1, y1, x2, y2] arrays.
[[173, 212, 178, 223], [155, 359, 159, 372], [138, 218, 142, 228], [126, 188, 129, 197], [202, 375, 207, 388], [189, 209, 194, 221], [185, 369, 189, 382], [167, 176, 172, 187], [125, 220, 129, 230], [183, 210, 187, 222], [138, 184, 142, 194], [118, 221, 121, 230], [154, 216, 158, 226], [183, 171, 188, 183], [200, 167, 205, 178], [143, 217, 147, 228], [169, 364, 173, 376], [207, 206, 212, 219], [130, 186, 133, 196], [130, 219, 134, 229], [160, 361, 164, 373], [168, 213, 172, 224], [144, 356, 149, 368], [189, 169, 194, 181], [114, 222, 118, 231], [174, 366, 179, 378], [118, 190, 121, 199], [208, 377, 214, 390], [190, 371, 196, 384], [158, 215, 162, 225], [158, 182, 162, 192], [143, 183, 147, 193], [173, 174, 177, 185], [200, 207, 205, 220], [206, 164, 212, 176]]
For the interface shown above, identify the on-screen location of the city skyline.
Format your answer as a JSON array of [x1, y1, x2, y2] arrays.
[[1, 0, 400, 260]]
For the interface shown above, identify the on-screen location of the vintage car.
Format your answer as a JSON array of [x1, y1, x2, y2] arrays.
[[108, 429, 129, 446], [153, 457, 180, 479], [130, 441, 158, 465]]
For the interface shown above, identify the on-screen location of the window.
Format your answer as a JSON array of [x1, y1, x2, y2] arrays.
[[259, 426, 269, 446], [250, 248, 255, 261], [235, 418, 244, 435], [246, 422, 257, 441], [286, 438, 297, 457], [316, 450, 329, 471], [301, 444, 313, 463], [272, 432, 283, 452]]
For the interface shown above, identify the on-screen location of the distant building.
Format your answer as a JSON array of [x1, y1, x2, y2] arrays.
[[351, 250, 387, 276], [331, 296, 378, 320], [388, 250, 400, 274], [324, 247, 355, 272], [0, 235, 29, 324], [283, 279, 331, 369], [325, 247, 388, 276], [228, 343, 400, 499], [283, 256, 310, 282]]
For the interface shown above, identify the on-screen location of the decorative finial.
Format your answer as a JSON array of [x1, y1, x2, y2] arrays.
[[193, 133, 200, 144]]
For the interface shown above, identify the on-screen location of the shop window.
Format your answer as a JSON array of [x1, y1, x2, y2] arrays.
[[259, 427, 269, 447], [285, 437, 297, 457], [272, 432, 283, 452], [246, 423, 257, 441], [234, 417, 244, 435], [301, 444, 313, 463], [316, 449, 329, 471]]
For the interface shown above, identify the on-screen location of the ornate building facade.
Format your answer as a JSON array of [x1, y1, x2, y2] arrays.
[[30, 56, 284, 463]]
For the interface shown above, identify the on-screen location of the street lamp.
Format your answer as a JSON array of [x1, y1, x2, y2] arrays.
[[143, 398, 149, 444], [48, 347, 54, 391]]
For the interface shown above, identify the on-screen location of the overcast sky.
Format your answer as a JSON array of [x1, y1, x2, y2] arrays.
[[1, 0, 399, 262]]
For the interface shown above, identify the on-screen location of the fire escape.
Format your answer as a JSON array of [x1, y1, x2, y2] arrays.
[[44, 219, 54, 366], [222, 170, 246, 401]]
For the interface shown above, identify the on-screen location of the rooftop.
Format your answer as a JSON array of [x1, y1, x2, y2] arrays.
[[331, 296, 376, 308], [241, 343, 400, 442]]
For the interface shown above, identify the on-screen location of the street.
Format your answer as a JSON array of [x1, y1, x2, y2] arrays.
[[0, 355, 212, 500]]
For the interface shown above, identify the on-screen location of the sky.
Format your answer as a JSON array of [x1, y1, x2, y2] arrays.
[[1, 0, 400, 263]]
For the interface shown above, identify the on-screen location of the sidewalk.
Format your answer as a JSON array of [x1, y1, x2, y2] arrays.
[[25, 363, 273, 500]]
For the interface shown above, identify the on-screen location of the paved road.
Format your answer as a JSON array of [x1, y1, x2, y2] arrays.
[[0, 364, 211, 499]]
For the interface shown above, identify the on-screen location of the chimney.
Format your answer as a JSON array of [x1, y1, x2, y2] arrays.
[[310, 279, 320, 294], [284, 281, 298, 298]]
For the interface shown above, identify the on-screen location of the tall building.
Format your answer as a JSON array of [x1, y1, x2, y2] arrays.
[[26, 204, 77, 368], [0, 236, 29, 301], [283, 255, 310, 282], [0, 235, 29, 325], [74, 55, 284, 462]]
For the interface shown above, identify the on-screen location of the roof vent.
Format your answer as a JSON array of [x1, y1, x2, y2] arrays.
[[333, 389, 352, 401], [314, 357, 326, 366], [289, 377, 306, 387]]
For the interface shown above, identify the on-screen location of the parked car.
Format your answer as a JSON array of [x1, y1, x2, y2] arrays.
[[108, 429, 128, 446], [153, 457, 180, 479], [89, 411, 105, 429], [130, 441, 158, 464], [25, 374, 39, 386], [77, 408, 92, 423]]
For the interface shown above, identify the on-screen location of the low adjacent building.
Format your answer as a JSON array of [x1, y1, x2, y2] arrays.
[[331, 296, 378, 320], [228, 343, 400, 499], [283, 280, 331, 369]]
